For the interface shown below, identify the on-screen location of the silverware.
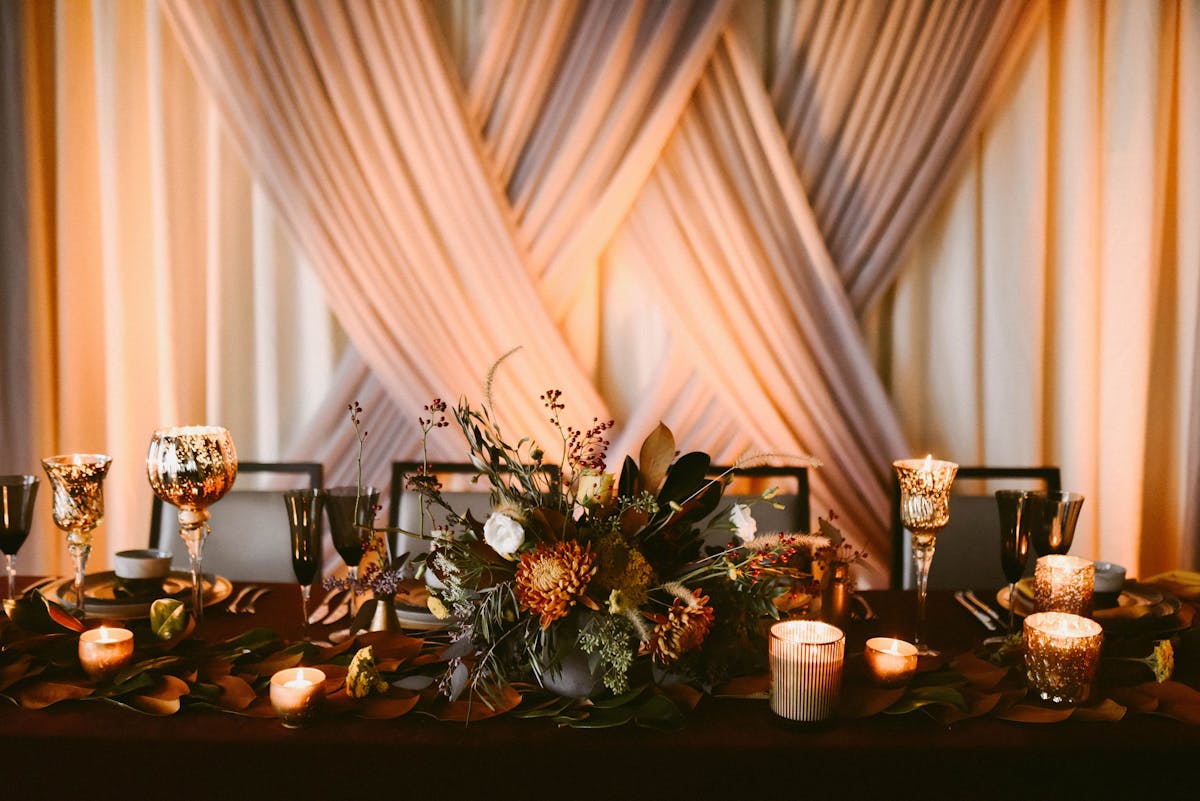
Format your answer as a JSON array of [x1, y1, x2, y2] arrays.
[[307, 588, 347, 625], [226, 585, 258, 614], [964, 590, 1004, 627], [239, 586, 271, 614], [954, 590, 997, 631]]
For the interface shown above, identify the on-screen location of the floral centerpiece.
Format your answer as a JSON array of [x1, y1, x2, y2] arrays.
[[405, 364, 830, 704]]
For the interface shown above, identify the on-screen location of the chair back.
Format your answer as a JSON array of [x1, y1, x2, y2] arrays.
[[892, 466, 1061, 590], [704, 466, 810, 547], [149, 461, 324, 582]]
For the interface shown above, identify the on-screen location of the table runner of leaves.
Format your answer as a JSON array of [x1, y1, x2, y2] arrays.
[[2, 574, 1199, 728]]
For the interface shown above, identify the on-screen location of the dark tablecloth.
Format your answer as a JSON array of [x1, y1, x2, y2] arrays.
[[1, 577, 1196, 800]]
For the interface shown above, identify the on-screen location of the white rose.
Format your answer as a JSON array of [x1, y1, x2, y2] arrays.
[[730, 503, 758, 543], [483, 512, 525, 556], [575, 470, 614, 507]]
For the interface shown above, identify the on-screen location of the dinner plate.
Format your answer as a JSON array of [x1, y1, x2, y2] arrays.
[[44, 570, 233, 620], [393, 603, 449, 632], [996, 580, 1170, 618]]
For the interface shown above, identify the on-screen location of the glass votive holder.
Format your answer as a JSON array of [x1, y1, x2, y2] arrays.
[[864, 637, 918, 688], [1023, 611, 1103, 705], [769, 620, 844, 723], [270, 667, 327, 727], [1034, 554, 1095, 616], [78, 626, 135, 679]]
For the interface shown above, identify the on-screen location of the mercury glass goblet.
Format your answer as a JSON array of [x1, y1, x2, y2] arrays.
[[894, 456, 958, 655], [146, 427, 237, 626], [0, 475, 40, 602], [41, 455, 112, 617]]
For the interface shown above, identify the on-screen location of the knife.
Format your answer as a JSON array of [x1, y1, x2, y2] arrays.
[[964, 590, 1004, 627], [954, 591, 997, 631]]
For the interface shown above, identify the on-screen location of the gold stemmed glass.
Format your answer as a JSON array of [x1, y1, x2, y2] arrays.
[[893, 456, 958, 655], [146, 427, 237, 626], [41, 455, 112, 618]]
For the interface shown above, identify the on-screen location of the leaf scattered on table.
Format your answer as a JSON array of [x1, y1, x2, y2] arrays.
[[242, 650, 303, 677], [712, 673, 769, 699], [0, 653, 42, 691], [839, 684, 905, 719], [127, 674, 190, 716], [994, 703, 1075, 723], [17, 680, 94, 709], [357, 688, 420, 719], [432, 683, 522, 722], [885, 685, 966, 715], [951, 652, 1010, 691], [213, 675, 256, 711], [660, 682, 702, 712], [354, 631, 425, 663], [44, 599, 85, 633], [1071, 698, 1126, 722]]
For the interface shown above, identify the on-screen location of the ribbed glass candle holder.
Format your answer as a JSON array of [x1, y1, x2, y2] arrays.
[[769, 620, 844, 722]]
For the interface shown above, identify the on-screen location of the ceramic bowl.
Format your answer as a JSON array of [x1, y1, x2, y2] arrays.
[[113, 549, 173, 580], [1092, 561, 1127, 594]]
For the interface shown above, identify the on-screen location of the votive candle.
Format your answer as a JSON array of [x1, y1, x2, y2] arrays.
[[78, 626, 134, 679], [1034, 555, 1095, 616], [864, 637, 919, 688], [1024, 611, 1103, 705], [769, 620, 844, 723], [270, 667, 326, 727]]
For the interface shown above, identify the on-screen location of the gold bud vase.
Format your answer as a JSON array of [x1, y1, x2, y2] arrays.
[[367, 596, 401, 633]]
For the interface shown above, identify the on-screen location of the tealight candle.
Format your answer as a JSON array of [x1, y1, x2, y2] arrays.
[[769, 620, 844, 723], [78, 626, 135, 679], [864, 637, 919, 688], [1023, 611, 1103, 705], [1034, 555, 1095, 616], [270, 667, 326, 727]]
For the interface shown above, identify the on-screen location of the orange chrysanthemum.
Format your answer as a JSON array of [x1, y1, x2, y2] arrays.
[[514, 541, 598, 629], [647, 592, 715, 665]]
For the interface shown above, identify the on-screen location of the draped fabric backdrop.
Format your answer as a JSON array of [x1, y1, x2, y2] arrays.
[[1, 0, 1196, 586]]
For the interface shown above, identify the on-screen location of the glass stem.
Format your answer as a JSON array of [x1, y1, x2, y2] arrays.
[[6, 553, 15, 602], [1007, 581, 1018, 634], [300, 583, 311, 639], [911, 531, 936, 653], [179, 513, 209, 627], [67, 537, 91, 618], [347, 566, 358, 617]]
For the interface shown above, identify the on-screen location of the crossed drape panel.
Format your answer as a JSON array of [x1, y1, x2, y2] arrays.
[[160, 0, 1042, 573], [772, 0, 1044, 315]]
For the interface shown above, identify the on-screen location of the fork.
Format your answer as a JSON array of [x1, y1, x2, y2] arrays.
[[964, 590, 1004, 628], [954, 591, 997, 631], [239, 586, 272, 614]]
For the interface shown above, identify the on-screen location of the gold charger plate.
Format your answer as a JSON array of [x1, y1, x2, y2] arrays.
[[996, 579, 1178, 619], [45, 571, 233, 620]]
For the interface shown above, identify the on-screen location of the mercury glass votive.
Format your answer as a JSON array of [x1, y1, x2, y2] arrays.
[[78, 626, 134, 679], [769, 620, 844, 723], [1023, 612, 1103, 705], [864, 637, 919, 688], [1034, 555, 1095, 616], [270, 667, 326, 727]]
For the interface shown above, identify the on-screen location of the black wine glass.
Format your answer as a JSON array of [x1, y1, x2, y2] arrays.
[[0, 475, 39, 601], [284, 489, 324, 638], [323, 486, 380, 616], [995, 489, 1034, 633]]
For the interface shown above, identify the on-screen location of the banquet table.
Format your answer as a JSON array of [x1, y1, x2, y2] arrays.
[[1, 577, 1196, 800]]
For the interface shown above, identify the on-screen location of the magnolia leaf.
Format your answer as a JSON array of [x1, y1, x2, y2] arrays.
[[220, 628, 279, 653], [432, 683, 522, 722], [43, 598, 86, 633], [660, 682, 702, 712], [929, 691, 1003, 726], [125, 674, 189, 715], [634, 693, 687, 730], [1133, 681, 1200, 724], [355, 631, 425, 663], [839, 685, 906, 718], [149, 598, 188, 640], [589, 684, 648, 709], [564, 705, 635, 729], [357, 688, 420, 719], [950, 652, 1010, 691], [17, 680, 94, 709], [618, 455, 640, 498], [1106, 685, 1161, 714], [0, 653, 41, 692], [110, 655, 185, 687], [638, 423, 676, 494], [885, 685, 967, 715], [213, 675, 256, 711], [657, 452, 711, 507], [241, 650, 304, 677], [713, 673, 770, 699], [1071, 698, 1127, 722], [995, 703, 1075, 723]]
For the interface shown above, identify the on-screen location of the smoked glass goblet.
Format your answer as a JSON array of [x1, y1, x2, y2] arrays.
[[284, 489, 324, 639], [1027, 491, 1085, 556], [41, 455, 112, 617], [0, 475, 39, 602], [324, 485, 380, 616], [894, 456, 958, 655], [146, 426, 237, 626]]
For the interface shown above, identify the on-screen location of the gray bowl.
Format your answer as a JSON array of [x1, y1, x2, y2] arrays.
[[113, 549, 173, 580]]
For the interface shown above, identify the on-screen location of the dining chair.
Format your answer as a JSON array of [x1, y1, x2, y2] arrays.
[[705, 465, 810, 544], [149, 461, 324, 583], [891, 466, 1061, 591]]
